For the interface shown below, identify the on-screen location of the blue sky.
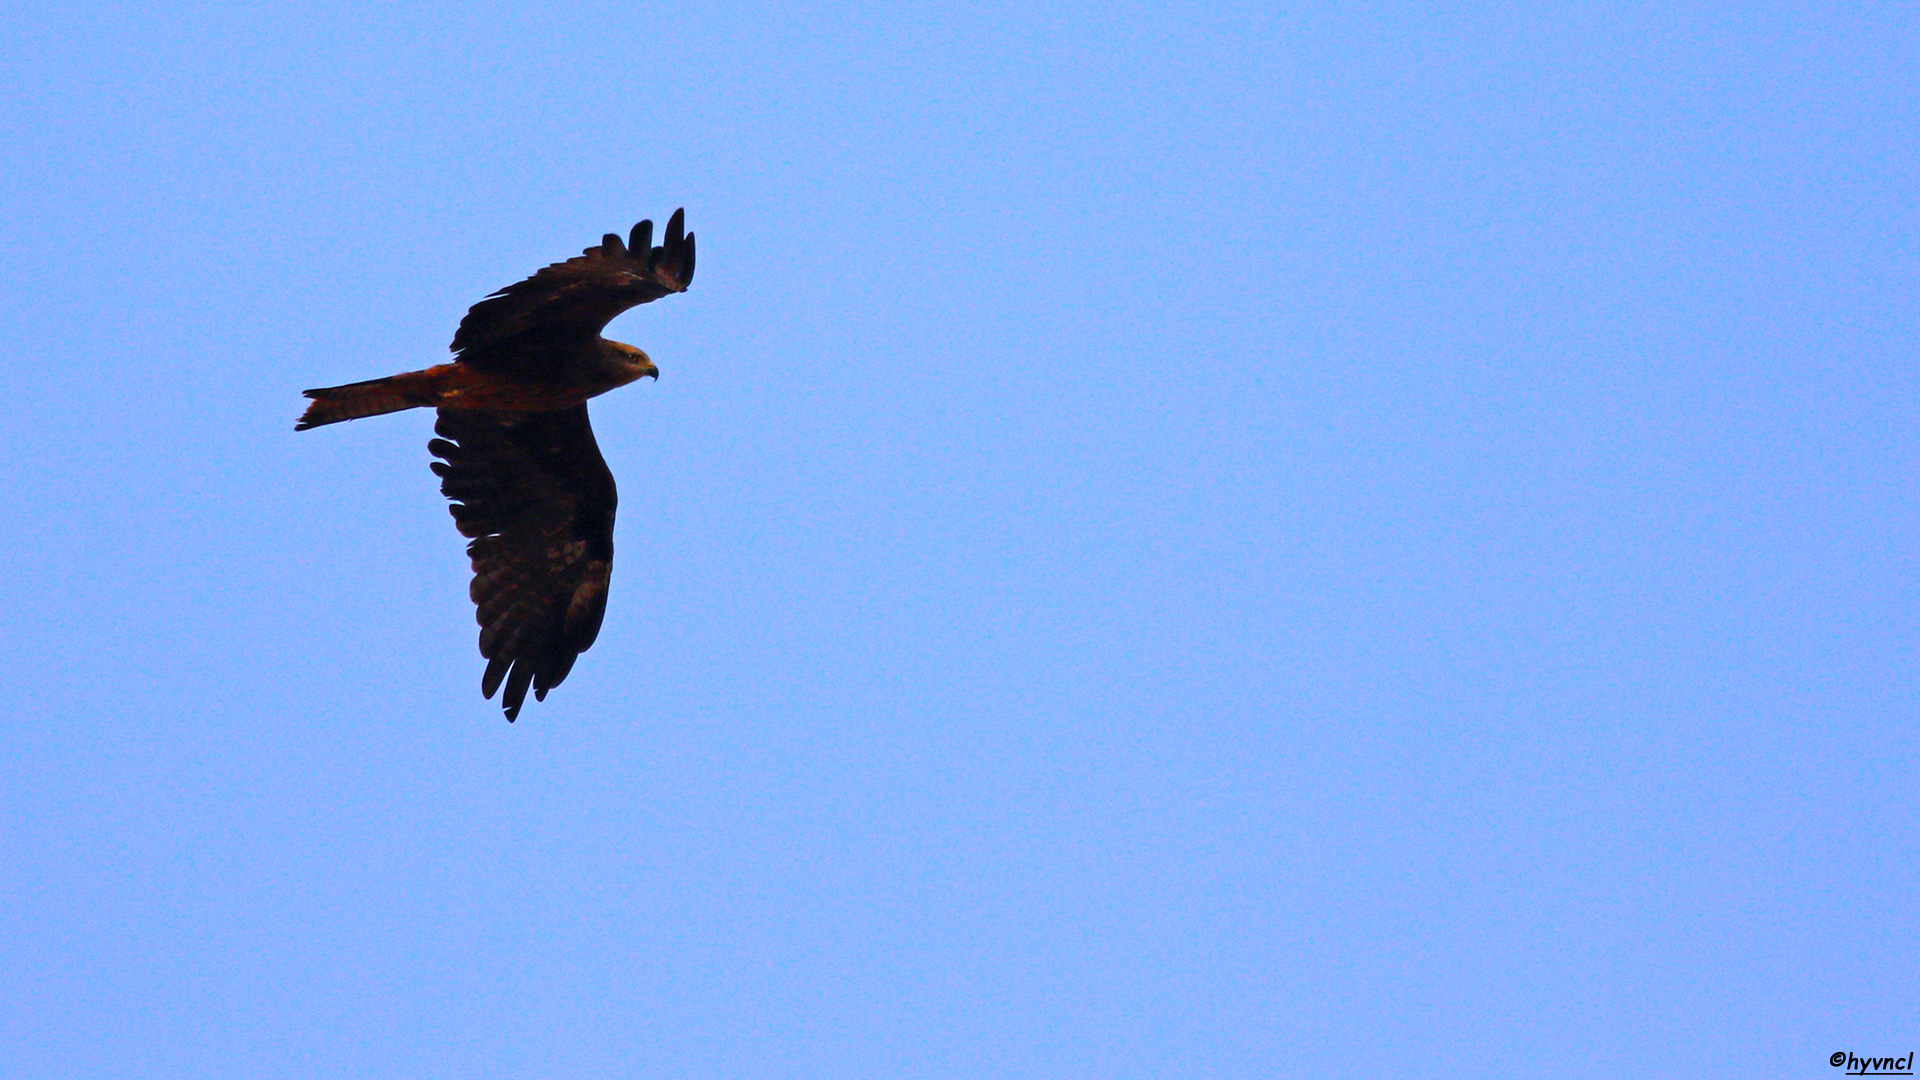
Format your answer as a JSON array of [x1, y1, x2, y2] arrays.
[[2, 1, 1915, 1076]]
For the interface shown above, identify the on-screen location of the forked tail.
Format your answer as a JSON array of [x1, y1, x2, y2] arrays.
[[296, 367, 455, 430]]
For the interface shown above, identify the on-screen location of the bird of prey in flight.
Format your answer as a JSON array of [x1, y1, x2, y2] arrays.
[[297, 210, 696, 721]]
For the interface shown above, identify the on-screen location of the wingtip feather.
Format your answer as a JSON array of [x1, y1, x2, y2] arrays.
[[482, 655, 510, 699], [501, 663, 536, 721]]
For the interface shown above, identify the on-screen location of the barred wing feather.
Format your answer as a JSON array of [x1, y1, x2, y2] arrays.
[[428, 405, 617, 721]]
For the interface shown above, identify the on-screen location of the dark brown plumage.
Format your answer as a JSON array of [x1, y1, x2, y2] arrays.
[[297, 210, 695, 720]]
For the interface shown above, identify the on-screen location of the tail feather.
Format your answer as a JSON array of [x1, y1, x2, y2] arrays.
[[296, 368, 448, 430]]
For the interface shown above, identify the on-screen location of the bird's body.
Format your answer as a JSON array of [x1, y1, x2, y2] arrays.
[[296, 340, 657, 428], [298, 209, 696, 721]]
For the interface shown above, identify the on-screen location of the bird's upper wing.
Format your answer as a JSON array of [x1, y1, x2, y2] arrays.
[[451, 208, 696, 356], [429, 405, 618, 721]]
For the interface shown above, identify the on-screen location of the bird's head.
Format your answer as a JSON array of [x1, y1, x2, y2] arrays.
[[608, 341, 659, 383]]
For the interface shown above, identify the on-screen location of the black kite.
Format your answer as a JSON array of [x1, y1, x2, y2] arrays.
[[298, 210, 696, 721]]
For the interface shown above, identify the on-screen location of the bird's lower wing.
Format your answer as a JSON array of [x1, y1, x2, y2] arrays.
[[428, 405, 618, 721]]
